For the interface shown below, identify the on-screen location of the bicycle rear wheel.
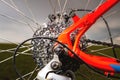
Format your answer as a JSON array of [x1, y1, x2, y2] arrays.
[[0, 0, 120, 80]]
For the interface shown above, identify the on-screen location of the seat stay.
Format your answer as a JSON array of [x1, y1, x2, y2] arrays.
[[57, 0, 120, 73]]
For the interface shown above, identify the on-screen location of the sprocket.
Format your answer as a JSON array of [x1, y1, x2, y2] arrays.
[[31, 13, 71, 67]]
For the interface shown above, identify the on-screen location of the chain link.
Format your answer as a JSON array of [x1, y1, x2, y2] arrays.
[[85, 39, 120, 48]]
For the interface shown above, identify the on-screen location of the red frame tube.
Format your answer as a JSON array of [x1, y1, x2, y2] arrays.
[[58, 0, 120, 73]]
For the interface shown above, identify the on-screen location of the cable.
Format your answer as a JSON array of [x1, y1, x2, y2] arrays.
[[102, 17, 117, 58], [13, 9, 119, 79], [13, 36, 120, 80], [69, 9, 118, 59], [13, 37, 79, 80]]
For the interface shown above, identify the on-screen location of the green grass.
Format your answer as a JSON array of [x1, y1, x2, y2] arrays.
[[0, 43, 36, 80], [0, 43, 120, 80]]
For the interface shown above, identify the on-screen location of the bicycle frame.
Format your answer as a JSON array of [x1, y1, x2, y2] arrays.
[[58, 0, 120, 75]]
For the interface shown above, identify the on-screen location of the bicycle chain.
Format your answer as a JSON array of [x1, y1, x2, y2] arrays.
[[85, 39, 120, 48]]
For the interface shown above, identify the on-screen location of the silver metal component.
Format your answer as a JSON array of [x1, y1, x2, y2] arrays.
[[36, 54, 60, 80], [46, 73, 72, 80], [36, 54, 71, 80], [31, 13, 71, 68], [51, 61, 61, 70]]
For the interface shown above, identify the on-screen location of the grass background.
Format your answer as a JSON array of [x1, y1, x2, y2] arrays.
[[0, 43, 120, 80]]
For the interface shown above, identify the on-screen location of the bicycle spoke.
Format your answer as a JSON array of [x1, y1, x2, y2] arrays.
[[60, 0, 68, 20], [0, 13, 26, 26], [95, 0, 104, 10], [48, 0, 56, 15], [0, 46, 32, 64], [83, 0, 90, 15], [0, 45, 31, 53], [103, 33, 120, 42], [0, 0, 40, 31], [86, 67, 111, 80], [61, 0, 68, 13], [5, 46, 31, 54], [57, 0, 62, 14], [96, 52, 115, 58], [104, 9, 120, 18], [1, 0, 24, 15], [2, 0, 35, 23], [85, 65, 112, 80], [90, 47, 113, 53], [24, 0, 38, 28], [9, 0, 16, 7], [27, 65, 39, 80], [16, 72, 31, 80], [77, 69, 90, 80], [0, 54, 19, 64], [0, 38, 18, 45], [85, 0, 90, 10], [0, 37, 32, 50], [16, 66, 39, 80], [1, 14, 36, 32]]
